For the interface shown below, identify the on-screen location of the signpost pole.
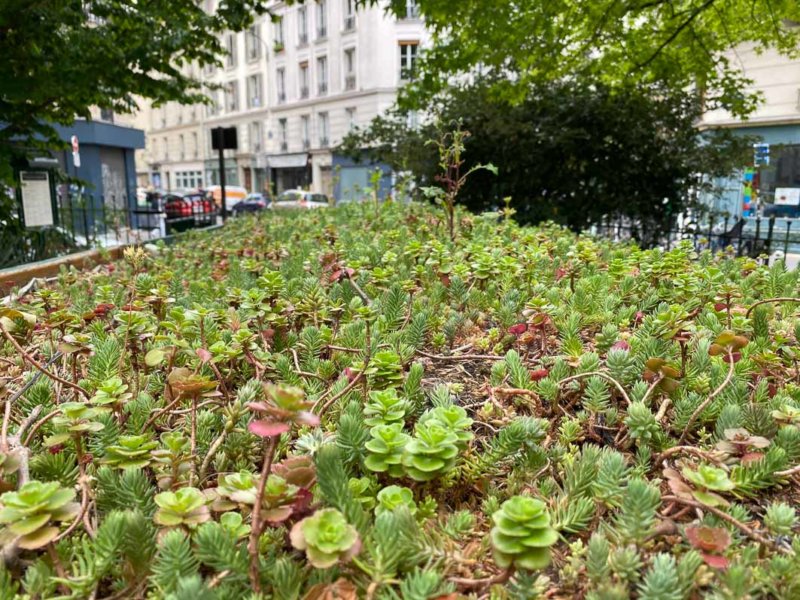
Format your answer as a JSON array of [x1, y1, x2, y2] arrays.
[[216, 128, 228, 223]]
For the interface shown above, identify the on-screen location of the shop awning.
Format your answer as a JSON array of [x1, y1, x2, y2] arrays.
[[267, 153, 309, 169]]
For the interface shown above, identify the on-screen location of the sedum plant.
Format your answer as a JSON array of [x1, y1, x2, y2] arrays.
[[103, 434, 159, 469], [154, 487, 211, 529], [364, 423, 410, 477], [375, 485, 417, 516], [402, 422, 460, 482], [364, 389, 410, 426], [0, 481, 80, 549], [289, 508, 361, 568], [490, 496, 559, 570]]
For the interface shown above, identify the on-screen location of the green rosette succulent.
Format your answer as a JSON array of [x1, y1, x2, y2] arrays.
[[213, 471, 258, 510], [682, 465, 735, 507], [419, 405, 474, 449], [44, 402, 106, 447], [90, 376, 132, 407], [290, 508, 361, 568], [0, 481, 80, 549], [103, 434, 159, 469], [375, 485, 417, 516], [364, 389, 410, 427], [491, 496, 559, 570], [364, 423, 410, 477], [366, 350, 404, 390], [153, 487, 211, 528], [402, 422, 459, 482]]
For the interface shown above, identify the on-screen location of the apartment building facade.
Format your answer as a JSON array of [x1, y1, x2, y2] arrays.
[[700, 44, 800, 217], [137, 0, 427, 200]]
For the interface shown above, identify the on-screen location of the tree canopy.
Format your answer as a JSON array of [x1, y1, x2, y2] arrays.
[[0, 0, 269, 183], [383, 0, 800, 116], [340, 80, 752, 235]]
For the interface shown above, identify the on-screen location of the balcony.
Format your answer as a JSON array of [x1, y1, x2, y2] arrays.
[[316, 26, 327, 40], [345, 74, 356, 91], [280, 141, 288, 152], [318, 82, 328, 96], [273, 41, 285, 54], [300, 86, 309, 99], [344, 16, 355, 31], [302, 139, 310, 150], [277, 92, 286, 104], [319, 137, 329, 148], [298, 32, 308, 45]]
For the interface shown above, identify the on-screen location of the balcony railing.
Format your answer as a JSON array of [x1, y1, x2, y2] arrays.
[[319, 137, 329, 148], [278, 92, 286, 104], [345, 74, 356, 90], [300, 86, 309, 99], [302, 139, 310, 150], [298, 32, 308, 45], [344, 16, 355, 31], [318, 82, 328, 95], [280, 141, 288, 152], [316, 26, 327, 39]]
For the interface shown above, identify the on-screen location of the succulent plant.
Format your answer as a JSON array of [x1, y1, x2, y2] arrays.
[[103, 434, 159, 469], [364, 423, 410, 477], [715, 428, 770, 460], [248, 384, 320, 437], [90, 376, 132, 407], [764, 502, 797, 536], [44, 402, 106, 447], [490, 496, 559, 570], [402, 421, 460, 482], [679, 465, 735, 507], [366, 350, 404, 390], [0, 481, 80, 549], [363, 389, 410, 427], [419, 405, 474, 449], [153, 487, 211, 528], [375, 485, 417, 516], [290, 508, 361, 568], [685, 525, 731, 569], [709, 330, 749, 363]]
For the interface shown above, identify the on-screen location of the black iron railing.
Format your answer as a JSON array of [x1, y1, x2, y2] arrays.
[[593, 214, 800, 259]]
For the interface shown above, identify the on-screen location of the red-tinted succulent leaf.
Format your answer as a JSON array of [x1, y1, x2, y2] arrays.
[[508, 323, 528, 336], [529, 368, 549, 382], [196, 348, 212, 363], [722, 352, 741, 364], [685, 526, 731, 553], [296, 411, 321, 427], [701, 553, 730, 569], [741, 452, 765, 465], [611, 340, 630, 351], [249, 420, 291, 438]]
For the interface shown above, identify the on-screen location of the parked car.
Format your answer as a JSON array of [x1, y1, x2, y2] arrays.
[[163, 191, 215, 232], [232, 193, 269, 215], [270, 190, 329, 210], [206, 185, 248, 212]]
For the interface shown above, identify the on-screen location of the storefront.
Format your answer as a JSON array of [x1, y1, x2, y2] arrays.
[[267, 153, 310, 194]]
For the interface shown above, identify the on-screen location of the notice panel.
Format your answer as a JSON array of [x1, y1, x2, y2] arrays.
[[20, 171, 54, 227]]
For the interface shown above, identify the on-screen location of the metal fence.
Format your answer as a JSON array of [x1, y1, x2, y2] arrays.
[[593, 214, 800, 260], [1, 196, 220, 270]]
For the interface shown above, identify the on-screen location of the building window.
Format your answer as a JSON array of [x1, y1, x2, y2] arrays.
[[179, 134, 185, 159], [346, 107, 357, 131], [276, 68, 286, 103], [299, 62, 309, 99], [298, 6, 308, 45], [399, 42, 419, 80], [301, 115, 310, 150], [192, 132, 198, 158], [403, 0, 420, 19], [175, 170, 204, 190], [225, 33, 237, 68], [225, 80, 239, 112], [343, 0, 356, 31], [99, 108, 114, 122], [245, 25, 261, 61], [247, 73, 263, 108], [316, 0, 327, 39], [406, 110, 420, 129], [250, 121, 262, 152], [272, 16, 285, 52], [163, 137, 169, 161], [344, 48, 356, 90], [278, 118, 288, 152], [318, 112, 329, 147], [317, 55, 328, 95], [206, 90, 220, 117]]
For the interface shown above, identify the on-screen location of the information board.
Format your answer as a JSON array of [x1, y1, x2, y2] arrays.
[[20, 170, 54, 227], [774, 187, 800, 207]]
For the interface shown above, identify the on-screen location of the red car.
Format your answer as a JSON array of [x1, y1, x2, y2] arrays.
[[164, 191, 215, 232]]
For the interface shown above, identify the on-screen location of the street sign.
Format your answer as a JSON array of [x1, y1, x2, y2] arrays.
[[71, 135, 81, 168], [754, 143, 769, 166], [775, 187, 800, 206], [211, 127, 238, 150]]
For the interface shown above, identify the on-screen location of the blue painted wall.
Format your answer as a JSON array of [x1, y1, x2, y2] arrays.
[[332, 153, 393, 203]]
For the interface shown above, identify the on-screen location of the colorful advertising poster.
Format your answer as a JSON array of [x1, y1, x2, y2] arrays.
[[742, 168, 755, 217]]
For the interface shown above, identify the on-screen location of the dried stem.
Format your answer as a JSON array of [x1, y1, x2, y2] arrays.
[[677, 349, 734, 445], [248, 435, 279, 593], [557, 371, 631, 406], [0, 325, 89, 399]]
